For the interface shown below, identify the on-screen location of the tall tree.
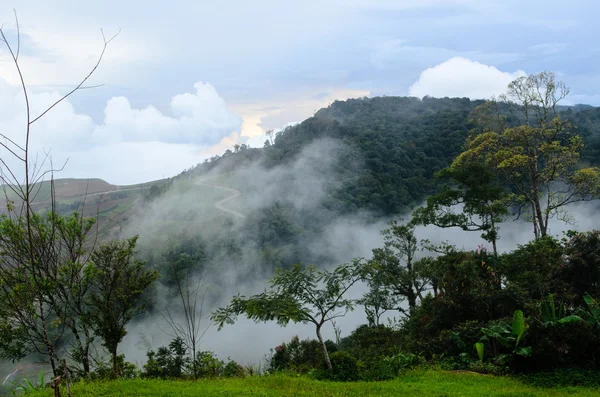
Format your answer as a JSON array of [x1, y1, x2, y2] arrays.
[[412, 160, 508, 255], [211, 261, 366, 370], [367, 222, 427, 315], [87, 236, 158, 378], [458, 72, 600, 238]]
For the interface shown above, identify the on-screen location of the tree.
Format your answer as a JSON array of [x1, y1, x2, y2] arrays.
[[359, 276, 400, 327], [265, 129, 275, 146], [53, 213, 97, 375], [368, 221, 427, 315], [0, 13, 117, 378], [458, 72, 600, 238], [210, 260, 366, 370], [87, 236, 158, 378], [160, 242, 210, 379], [0, 212, 71, 375], [412, 160, 508, 255]]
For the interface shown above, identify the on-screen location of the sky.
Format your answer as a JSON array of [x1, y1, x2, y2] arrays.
[[0, 0, 599, 185]]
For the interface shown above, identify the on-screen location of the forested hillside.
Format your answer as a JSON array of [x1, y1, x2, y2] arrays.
[[139, 96, 600, 273], [188, 97, 600, 216]]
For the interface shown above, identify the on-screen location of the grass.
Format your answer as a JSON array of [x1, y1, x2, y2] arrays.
[[27, 371, 600, 397]]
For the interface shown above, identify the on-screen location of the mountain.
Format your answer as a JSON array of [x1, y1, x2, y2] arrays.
[[6, 96, 600, 277]]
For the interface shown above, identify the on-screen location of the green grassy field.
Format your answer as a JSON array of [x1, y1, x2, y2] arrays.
[[27, 371, 600, 397]]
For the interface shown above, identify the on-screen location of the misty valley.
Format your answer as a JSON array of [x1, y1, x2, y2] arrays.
[[2, 6, 600, 397]]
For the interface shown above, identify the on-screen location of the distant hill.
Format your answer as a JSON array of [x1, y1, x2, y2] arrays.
[[1, 177, 171, 235]]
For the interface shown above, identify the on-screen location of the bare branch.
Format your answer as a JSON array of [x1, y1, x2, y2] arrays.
[[29, 28, 120, 125], [0, 133, 26, 153], [13, 9, 20, 61]]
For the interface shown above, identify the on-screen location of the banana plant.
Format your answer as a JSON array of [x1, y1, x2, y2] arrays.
[[582, 293, 600, 327], [474, 342, 485, 361], [8, 371, 46, 395], [540, 293, 583, 327], [477, 310, 532, 362]]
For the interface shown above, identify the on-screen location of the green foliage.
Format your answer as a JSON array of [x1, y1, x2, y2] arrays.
[[192, 351, 224, 378], [0, 211, 96, 374], [143, 337, 188, 379], [558, 231, 600, 301], [366, 221, 426, 315], [320, 351, 359, 382], [87, 236, 159, 377], [521, 368, 600, 388], [269, 336, 330, 373], [475, 342, 485, 361], [338, 325, 404, 365], [457, 72, 600, 238], [8, 370, 46, 395], [582, 293, 600, 327], [539, 294, 583, 327], [412, 155, 508, 253], [24, 371, 600, 396], [479, 310, 532, 363], [211, 260, 366, 370], [223, 360, 245, 378], [91, 354, 140, 380]]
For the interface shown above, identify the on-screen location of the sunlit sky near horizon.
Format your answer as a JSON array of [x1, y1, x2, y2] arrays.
[[0, 0, 598, 184]]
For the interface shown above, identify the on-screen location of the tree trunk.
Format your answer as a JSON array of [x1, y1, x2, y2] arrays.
[[71, 328, 90, 374], [407, 290, 416, 311], [315, 324, 332, 371], [112, 346, 119, 378]]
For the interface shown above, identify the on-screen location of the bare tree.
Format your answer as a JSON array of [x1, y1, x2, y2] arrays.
[[159, 242, 211, 379]]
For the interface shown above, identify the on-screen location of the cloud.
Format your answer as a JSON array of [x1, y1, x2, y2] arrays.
[[0, 79, 241, 184], [95, 82, 241, 146], [408, 57, 526, 99]]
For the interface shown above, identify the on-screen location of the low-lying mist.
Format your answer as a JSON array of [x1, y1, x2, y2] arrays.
[[112, 138, 600, 366]]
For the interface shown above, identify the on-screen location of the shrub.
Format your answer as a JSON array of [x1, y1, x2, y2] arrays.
[[93, 354, 139, 379], [522, 320, 600, 372], [327, 351, 360, 382], [223, 360, 245, 378], [521, 368, 600, 388], [269, 336, 331, 373], [193, 351, 224, 378], [143, 337, 188, 379], [338, 325, 404, 364]]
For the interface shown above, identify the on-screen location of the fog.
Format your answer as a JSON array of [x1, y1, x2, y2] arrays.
[[112, 138, 600, 367]]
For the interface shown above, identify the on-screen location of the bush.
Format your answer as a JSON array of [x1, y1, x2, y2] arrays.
[[269, 336, 332, 373], [521, 368, 600, 388], [193, 351, 224, 378], [93, 354, 140, 379], [327, 351, 360, 382], [522, 321, 600, 372], [338, 325, 404, 363], [143, 337, 188, 379], [223, 360, 245, 378]]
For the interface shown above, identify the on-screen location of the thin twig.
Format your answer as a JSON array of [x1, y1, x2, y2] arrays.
[[29, 28, 120, 125]]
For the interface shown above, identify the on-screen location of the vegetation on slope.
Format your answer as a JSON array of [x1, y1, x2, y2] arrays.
[[26, 371, 600, 397]]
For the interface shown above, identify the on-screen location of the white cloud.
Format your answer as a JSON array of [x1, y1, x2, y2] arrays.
[[408, 57, 526, 99], [0, 79, 241, 184], [94, 82, 241, 146]]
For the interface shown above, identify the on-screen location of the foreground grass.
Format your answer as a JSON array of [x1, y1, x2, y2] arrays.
[[27, 371, 600, 397]]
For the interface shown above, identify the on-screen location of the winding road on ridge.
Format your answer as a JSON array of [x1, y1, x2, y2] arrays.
[[195, 180, 246, 219]]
